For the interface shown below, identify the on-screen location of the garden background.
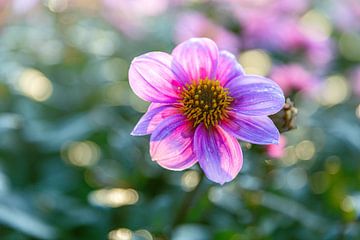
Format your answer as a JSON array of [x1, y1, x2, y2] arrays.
[[1, 0, 360, 239]]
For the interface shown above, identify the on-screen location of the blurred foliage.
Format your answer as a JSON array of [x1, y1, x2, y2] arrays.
[[0, 0, 360, 240]]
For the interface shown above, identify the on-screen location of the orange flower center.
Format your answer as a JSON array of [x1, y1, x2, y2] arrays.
[[180, 79, 233, 128]]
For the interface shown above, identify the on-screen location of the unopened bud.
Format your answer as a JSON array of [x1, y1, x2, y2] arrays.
[[270, 98, 298, 133]]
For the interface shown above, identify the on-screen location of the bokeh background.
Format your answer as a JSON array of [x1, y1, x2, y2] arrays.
[[1, 0, 360, 239]]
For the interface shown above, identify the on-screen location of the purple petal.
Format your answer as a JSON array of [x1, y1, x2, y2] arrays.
[[216, 50, 244, 86], [227, 75, 285, 116], [221, 112, 280, 144], [194, 125, 243, 185], [172, 38, 219, 82], [129, 51, 189, 103], [150, 114, 197, 170], [131, 104, 179, 136]]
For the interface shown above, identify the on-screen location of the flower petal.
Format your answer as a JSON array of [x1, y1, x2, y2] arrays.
[[131, 104, 179, 136], [150, 114, 197, 170], [194, 125, 243, 185], [156, 145, 197, 170], [216, 50, 244, 86], [172, 38, 219, 82], [221, 113, 279, 144], [227, 75, 285, 116], [129, 51, 189, 103]]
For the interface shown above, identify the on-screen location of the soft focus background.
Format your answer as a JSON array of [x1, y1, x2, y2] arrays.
[[1, 0, 360, 239]]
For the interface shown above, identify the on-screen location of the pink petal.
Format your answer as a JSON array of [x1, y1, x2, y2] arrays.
[[216, 50, 244, 86], [172, 38, 219, 82], [131, 103, 179, 136], [150, 114, 197, 170], [221, 113, 279, 144], [226, 75, 285, 116], [156, 146, 197, 170], [194, 125, 243, 185], [266, 135, 287, 159], [129, 51, 189, 103]]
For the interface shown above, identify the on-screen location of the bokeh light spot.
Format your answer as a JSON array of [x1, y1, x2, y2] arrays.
[[299, 10, 332, 41], [281, 146, 298, 166], [317, 75, 349, 106], [295, 140, 315, 160], [356, 104, 360, 119], [181, 170, 200, 191], [108, 228, 132, 240], [89, 188, 139, 208], [62, 141, 100, 167], [325, 155, 341, 174], [134, 229, 153, 240], [341, 196, 355, 213], [17, 69, 53, 102], [239, 49, 272, 76], [47, 0, 68, 13]]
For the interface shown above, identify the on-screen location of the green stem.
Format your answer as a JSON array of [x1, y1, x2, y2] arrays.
[[170, 172, 205, 230]]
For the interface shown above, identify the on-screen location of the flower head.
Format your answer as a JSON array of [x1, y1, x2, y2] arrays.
[[270, 64, 319, 95], [174, 12, 240, 53], [129, 38, 284, 184]]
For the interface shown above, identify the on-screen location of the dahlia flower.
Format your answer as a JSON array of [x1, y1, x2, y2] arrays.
[[270, 64, 318, 95], [174, 11, 239, 54], [129, 38, 284, 184]]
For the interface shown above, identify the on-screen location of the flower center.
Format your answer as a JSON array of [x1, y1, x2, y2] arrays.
[[180, 79, 233, 128]]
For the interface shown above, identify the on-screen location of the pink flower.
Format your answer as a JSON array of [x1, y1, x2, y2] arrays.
[[102, 0, 169, 39], [174, 12, 240, 53], [275, 22, 333, 67], [270, 64, 318, 95], [11, 0, 39, 15], [266, 135, 287, 159], [328, 0, 360, 32], [222, 0, 333, 67], [129, 38, 284, 184], [241, 17, 332, 67], [0, 0, 39, 18]]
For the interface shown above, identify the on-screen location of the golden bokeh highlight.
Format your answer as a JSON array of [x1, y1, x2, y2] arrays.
[[108, 228, 132, 240], [317, 75, 349, 106], [295, 140, 315, 160], [325, 155, 341, 175], [340, 196, 354, 213], [62, 141, 100, 167], [134, 229, 153, 240], [89, 188, 139, 208], [299, 10, 332, 41], [239, 49, 272, 76], [47, 0, 68, 12], [280, 146, 298, 166], [356, 104, 360, 119], [17, 68, 53, 102], [181, 170, 200, 191]]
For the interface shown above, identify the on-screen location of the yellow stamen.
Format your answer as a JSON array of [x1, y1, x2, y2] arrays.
[[180, 78, 233, 128]]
